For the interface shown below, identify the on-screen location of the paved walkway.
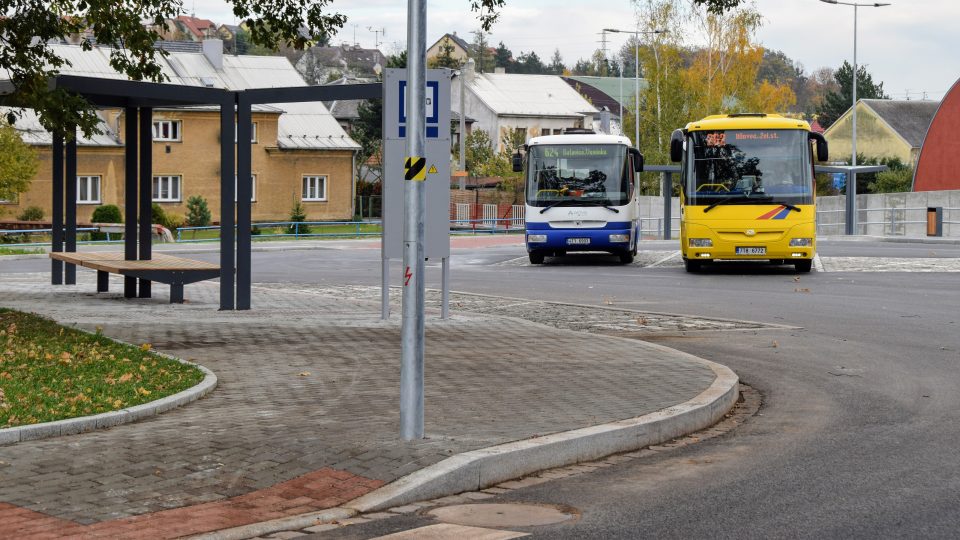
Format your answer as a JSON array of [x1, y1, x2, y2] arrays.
[[0, 270, 723, 539]]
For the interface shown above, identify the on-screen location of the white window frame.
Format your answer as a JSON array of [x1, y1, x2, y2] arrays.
[[302, 175, 327, 202], [76, 175, 101, 204], [234, 122, 258, 143], [152, 175, 182, 202], [235, 174, 257, 202], [152, 120, 181, 142]]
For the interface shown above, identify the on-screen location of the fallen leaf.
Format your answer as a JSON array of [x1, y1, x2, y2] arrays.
[[794, 288, 810, 293], [299, 371, 311, 377], [118, 373, 133, 383], [140, 343, 152, 352], [772, 340, 779, 348]]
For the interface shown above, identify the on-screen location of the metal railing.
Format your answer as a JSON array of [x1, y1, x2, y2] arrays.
[[816, 206, 960, 235], [0, 227, 103, 247], [639, 217, 681, 239], [450, 218, 525, 234]]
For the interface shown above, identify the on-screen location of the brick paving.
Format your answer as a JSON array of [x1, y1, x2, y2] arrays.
[[0, 271, 717, 539]]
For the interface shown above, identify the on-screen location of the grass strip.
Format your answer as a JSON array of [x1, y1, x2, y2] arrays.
[[0, 247, 43, 256], [0, 309, 204, 428]]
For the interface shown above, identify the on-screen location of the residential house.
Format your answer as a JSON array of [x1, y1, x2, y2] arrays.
[[175, 15, 219, 42], [823, 99, 938, 167], [914, 77, 960, 191], [295, 45, 385, 86], [427, 33, 472, 66], [451, 61, 599, 152], [0, 41, 360, 224]]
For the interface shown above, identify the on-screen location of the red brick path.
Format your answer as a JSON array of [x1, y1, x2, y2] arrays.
[[0, 468, 383, 539]]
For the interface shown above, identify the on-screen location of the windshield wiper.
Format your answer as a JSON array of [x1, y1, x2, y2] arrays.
[[703, 195, 762, 213], [539, 199, 620, 214], [771, 201, 801, 213]]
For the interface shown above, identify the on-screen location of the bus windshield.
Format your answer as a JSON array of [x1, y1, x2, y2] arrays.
[[686, 129, 813, 206], [526, 144, 631, 207]]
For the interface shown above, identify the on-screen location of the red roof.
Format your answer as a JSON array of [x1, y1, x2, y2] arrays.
[[176, 15, 217, 38]]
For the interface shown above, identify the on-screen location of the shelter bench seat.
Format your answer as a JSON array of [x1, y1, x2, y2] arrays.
[[49, 252, 220, 303]]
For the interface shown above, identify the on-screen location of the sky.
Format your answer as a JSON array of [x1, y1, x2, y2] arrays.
[[190, 0, 959, 101]]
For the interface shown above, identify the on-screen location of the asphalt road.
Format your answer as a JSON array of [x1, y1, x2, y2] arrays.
[[4, 237, 960, 538]]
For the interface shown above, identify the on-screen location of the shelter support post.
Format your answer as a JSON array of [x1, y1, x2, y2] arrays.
[[219, 99, 236, 310], [124, 108, 138, 297], [51, 133, 64, 284], [236, 96, 252, 310], [846, 172, 857, 235], [65, 133, 77, 285], [662, 171, 672, 241], [138, 107, 153, 298]]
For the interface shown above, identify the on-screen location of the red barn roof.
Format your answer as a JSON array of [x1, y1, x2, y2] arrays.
[[913, 77, 960, 191]]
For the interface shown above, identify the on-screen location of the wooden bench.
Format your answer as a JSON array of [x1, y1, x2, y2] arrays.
[[49, 252, 220, 303]]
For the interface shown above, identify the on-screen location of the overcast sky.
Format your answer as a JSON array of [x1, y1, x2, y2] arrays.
[[192, 0, 959, 101]]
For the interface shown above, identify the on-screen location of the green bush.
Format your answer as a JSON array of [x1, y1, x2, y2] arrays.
[[90, 204, 122, 241], [151, 203, 169, 228], [16, 206, 44, 221], [185, 195, 212, 227]]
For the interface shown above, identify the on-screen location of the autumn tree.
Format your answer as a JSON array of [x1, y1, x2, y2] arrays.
[[0, 122, 38, 213]]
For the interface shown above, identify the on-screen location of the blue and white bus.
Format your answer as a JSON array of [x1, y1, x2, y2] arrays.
[[513, 132, 644, 264]]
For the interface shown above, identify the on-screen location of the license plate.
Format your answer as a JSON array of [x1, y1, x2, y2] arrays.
[[736, 246, 766, 255], [567, 238, 590, 245]]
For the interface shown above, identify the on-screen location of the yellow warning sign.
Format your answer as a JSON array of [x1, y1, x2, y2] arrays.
[[404, 156, 426, 181], [428, 164, 438, 174]]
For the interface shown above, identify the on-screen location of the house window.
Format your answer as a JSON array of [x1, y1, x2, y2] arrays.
[[235, 174, 257, 202], [302, 175, 327, 201], [77, 175, 101, 204], [152, 120, 181, 141], [234, 122, 258, 143], [152, 175, 181, 202]]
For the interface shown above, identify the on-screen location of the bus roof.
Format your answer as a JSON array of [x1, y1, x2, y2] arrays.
[[685, 113, 811, 132], [527, 133, 632, 147]]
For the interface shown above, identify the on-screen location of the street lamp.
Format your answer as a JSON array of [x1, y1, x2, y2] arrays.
[[819, 0, 890, 234], [604, 28, 666, 151]]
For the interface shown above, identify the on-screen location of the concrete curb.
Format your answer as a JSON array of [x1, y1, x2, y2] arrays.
[[0, 346, 216, 446], [346, 354, 738, 512], [193, 351, 737, 540]]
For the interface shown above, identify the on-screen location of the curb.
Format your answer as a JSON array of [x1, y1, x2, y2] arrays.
[[193, 351, 737, 540], [0, 349, 216, 446]]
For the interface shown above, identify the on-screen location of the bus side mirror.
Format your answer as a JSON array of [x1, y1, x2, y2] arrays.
[[512, 152, 523, 173], [670, 129, 685, 163], [630, 148, 644, 172], [810, 132, 828, 162]]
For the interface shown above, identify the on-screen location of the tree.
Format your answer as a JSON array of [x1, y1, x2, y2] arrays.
[[429, 39, 464, 69], [0, 122, 38, 213], [494, 41, 514, 70], [548, 49, 566, 75], [351, 52, 407, 186], [185, 195, 212, 227], [0, 0, 507, 139], [513, 51, 545, 74], [470, 30, 496, 73], [817, 61, 889, 128]]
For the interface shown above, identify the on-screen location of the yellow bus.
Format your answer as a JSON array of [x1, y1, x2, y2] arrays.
[[670, 113, 828, 273]]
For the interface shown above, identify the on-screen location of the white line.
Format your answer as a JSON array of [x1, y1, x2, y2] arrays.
[[813, 253, 825, 272], [647, 251, 681, 268]]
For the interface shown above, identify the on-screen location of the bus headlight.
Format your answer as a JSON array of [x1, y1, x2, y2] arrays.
[[790, 238, 813, 247], [608, 234, 630, 243], [689, 238, 713, 247], [527, 234, 547, 243]]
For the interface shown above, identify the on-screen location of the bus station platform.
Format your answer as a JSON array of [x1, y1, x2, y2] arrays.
[[0, 270, 736, 539]]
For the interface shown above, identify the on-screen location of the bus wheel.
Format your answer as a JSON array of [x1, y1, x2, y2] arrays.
[[794, 259, 812, 273], [529, 251, 545, 264], [619, 251, 634, 264], [684, 258, 701, 273]]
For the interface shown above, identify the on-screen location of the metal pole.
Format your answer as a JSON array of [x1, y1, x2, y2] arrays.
[[401, 0, 427, 441], [441, 256, 449, 319], [849, 4, 858, 235], [237, 96, 252, 309], [219, 97, 236, 310], [634, 34, 640, 151], [619, 69, 623, 132], [138, 107, 153, 298], [124, 108, 138, 297], [65, 131, 77, 285], [662, 171, 672, 240], [459, 69, 466, 173], [381, 256, 390, 320], [51, 133, 63, 284]]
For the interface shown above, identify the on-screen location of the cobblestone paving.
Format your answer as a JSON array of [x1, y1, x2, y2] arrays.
[[0, 272, 717, 537], [820, 256, 960, 272], [261, 284, 785, 334]]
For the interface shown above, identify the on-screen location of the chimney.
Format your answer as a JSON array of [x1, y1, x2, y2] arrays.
[[202, 38, 224, 69], [464, 57, 476, 82], [600, 107, 611, 134], [494, 66, 505, 74]]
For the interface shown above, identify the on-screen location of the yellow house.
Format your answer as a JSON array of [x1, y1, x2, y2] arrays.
[[1, 42, 360, 224], [427, 33, 471, 66], [824, 99, 938, 166]]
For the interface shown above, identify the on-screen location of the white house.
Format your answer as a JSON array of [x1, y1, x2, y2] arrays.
[[451, 61, 599, 152]]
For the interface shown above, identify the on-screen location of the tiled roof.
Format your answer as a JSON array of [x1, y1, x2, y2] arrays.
[[861, 99, 939, 147], [467, 72, 597, 118], [7, 43, 359, 151]]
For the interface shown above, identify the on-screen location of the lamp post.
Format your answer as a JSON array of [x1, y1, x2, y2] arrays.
[[819, 0, 890, 234], [603, 28, 666, 151]]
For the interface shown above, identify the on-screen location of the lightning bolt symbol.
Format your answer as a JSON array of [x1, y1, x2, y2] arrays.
[[404, 266, 412, 286]]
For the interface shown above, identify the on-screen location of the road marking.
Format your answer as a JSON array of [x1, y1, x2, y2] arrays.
[[372, 523, 528, 539], [813, 253, 824, 272], [647, 251, 681, 267]]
